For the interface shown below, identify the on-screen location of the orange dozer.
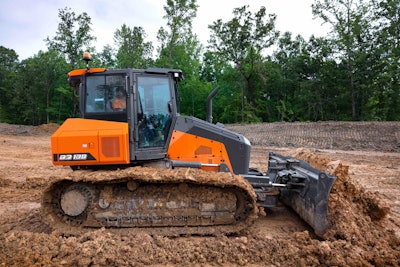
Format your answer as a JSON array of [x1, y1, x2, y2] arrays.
[[42, 53, 336, 236]]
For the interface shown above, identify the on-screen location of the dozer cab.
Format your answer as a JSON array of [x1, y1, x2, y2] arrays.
[[42, 53, 336, 236]]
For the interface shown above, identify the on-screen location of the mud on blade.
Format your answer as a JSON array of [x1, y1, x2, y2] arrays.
[[41, 167, 257, 236]]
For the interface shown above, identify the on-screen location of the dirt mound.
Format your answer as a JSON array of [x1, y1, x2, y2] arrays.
[[1, 149, 399, 266], [0, 122, 59, 136], [288, 149, 399, 266], [226, 121, 400, 152], [34, 123, 60, 134]]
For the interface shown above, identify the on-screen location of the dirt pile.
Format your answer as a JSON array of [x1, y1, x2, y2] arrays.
[[226, 121, 400, 152], [0, 122, 59, 136], [289, 148, 399, 266]]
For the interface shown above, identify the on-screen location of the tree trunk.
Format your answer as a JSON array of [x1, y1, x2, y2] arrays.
[[349, 62, 356, 121]]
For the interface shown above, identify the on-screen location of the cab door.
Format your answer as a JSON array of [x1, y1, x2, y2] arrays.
[[130, 72, 176, 161]]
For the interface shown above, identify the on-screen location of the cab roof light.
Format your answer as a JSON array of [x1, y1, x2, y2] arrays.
[[82, 52, 92, 72]]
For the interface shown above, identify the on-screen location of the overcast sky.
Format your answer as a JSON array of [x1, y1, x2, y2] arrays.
[[0, 0, 329, 61]]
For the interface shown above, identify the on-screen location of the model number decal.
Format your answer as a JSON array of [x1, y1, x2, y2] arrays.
[[59, 154, 88, 161]]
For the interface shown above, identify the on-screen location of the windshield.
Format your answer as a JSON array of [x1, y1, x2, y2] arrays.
[[85, 75, 126, 113]]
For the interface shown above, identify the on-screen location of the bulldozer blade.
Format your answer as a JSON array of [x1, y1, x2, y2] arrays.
[[267, 153, 336, 236]]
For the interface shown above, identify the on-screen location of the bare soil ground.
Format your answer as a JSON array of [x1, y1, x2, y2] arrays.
[[0, 121, 399, 266]]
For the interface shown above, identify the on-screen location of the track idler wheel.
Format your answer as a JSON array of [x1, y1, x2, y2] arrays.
[[59, 184, 92, 224]]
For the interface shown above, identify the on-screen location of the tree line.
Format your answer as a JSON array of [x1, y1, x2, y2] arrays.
[[0, 0, 399, 125]]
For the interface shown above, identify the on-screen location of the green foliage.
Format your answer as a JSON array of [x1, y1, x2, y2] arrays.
[[312, 0, 375, 120], [157, 0, 198, 64], [0, 46, 19, 123], [114, 24, 154, 68], [369, 0, 400, 120], [208, 5, 279, 122], [45, 7, 96, 118], [1, 1, 399, 125], [45, 7, 96, 68], [155, 0, 203, 117], [94, 45, 117, 68], [10, 50, 70, 125]]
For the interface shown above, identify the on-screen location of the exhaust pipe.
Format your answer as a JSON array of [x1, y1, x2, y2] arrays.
[[206, 87, 219, 123]]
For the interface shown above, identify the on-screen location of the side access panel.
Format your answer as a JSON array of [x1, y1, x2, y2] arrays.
[[52, 118, 129, 166], [170, 116, 251, 175], [167, 129, 233, 173]]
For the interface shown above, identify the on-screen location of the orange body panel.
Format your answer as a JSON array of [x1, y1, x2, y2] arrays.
[[167, 130, 233, 173], [68, 68, 106, 78], [51, 118, 129, 166]]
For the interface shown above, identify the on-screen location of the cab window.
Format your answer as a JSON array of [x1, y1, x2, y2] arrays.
[[85, 75, 126, 113]]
